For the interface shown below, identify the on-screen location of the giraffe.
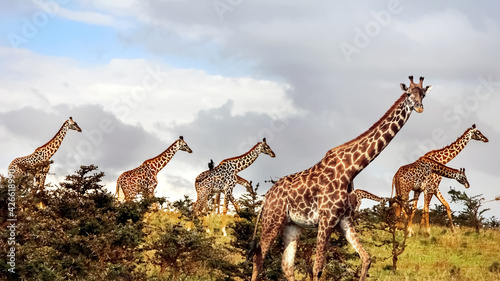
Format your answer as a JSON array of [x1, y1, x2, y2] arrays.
[[193, 138, 275, 216], [419, 124, 488, 235], [208, 159, 255, 213], [194, 160, 253, 214], [391, 156, 469, 236], [213, 176, 253, 213], [351, 189, 387, 212], [115, 136, 192, 201], [251, 76, 432, 281], [9, 117, 82, 189]]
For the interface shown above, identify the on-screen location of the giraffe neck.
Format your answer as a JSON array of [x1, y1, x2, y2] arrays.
[[144, 141, 179, 174], [34, 121, 70, 160], [424, 158, 461, 179], [223, 143, 261, 173], [333, 93, 413, 176], [424, 129, 472, 164]]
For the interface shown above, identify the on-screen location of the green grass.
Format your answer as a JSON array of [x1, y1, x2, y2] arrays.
[[361, 226, 500, 281]]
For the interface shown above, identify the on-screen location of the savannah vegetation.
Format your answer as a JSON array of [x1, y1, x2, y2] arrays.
[[1, 165, 499, 280]]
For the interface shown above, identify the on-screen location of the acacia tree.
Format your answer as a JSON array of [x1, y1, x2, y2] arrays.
[[449, 188, 490, 233], [356, 197, 411, 272]]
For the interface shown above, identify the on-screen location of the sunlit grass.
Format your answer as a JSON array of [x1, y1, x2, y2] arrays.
[[364, 226, 500, 281]]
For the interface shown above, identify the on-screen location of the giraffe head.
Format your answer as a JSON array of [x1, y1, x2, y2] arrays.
[[469, 124, 489, 143], [400, 76, 432, 113], [67, 117, 82, 132], [177, 136, 193, 153], [258, 138, 276, 158], [456, 168, 470, 188]]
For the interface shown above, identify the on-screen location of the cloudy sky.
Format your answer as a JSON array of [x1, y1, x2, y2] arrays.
[[1, 0, 499, 217]]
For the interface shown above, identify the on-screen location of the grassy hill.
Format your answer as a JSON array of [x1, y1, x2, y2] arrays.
[[357, 226, 500, 281]]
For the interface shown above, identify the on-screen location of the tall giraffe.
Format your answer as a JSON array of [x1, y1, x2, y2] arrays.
[[9, 117, 82, 189], [391, 156, 469, 236], [193, 138, 275, 215], [419, 124, 488, 235], [116, 136, 192, 201], [251, 76, 432, 281]]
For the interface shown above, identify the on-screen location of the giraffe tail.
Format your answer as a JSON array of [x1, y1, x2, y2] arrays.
[[247, 197, 266, 261], [391, 175, 395, 198], [115, 184, 125, 202]]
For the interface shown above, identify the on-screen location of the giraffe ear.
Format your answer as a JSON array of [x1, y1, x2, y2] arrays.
[[400, 83, 408, 92], [424, 85, 433, 94]]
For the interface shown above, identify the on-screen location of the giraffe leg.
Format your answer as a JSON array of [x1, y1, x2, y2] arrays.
[[393, 195, 408, 230], [220, 185, 237, 236], [36, 166, 50, 209], [195, 193, 210, 215], [148, 180, 158, 198], [435, 190, 455, 232], [419, 191, 433, 236], [194, 181, 205, 213], [222, 184, 238, 215], [313, 212, 343, 281], [407, 191, 420, 237], [251, 204, 287, 281], [281, 224, 302, 280], [340, 216, 371, 281], [226, 192, 241, 214], [313, 226, 333, 281], [194, 185, 212, 215], [214, 191, 221, 213], [34, 164, 50, 191]]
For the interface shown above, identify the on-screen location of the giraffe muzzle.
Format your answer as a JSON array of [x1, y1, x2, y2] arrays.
[[414, 105, 424, 113]]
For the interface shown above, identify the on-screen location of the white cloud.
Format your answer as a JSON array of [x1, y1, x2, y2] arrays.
[[88, 0, 139, 12], [58, 7, 117, 27], [0, 47, 301, 135]]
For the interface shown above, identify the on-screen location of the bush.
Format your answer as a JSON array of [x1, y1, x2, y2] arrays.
[[0, 165, 158, 280]]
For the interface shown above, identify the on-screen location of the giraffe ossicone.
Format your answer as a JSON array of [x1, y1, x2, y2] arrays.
[[251, 76, 432, 281]]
